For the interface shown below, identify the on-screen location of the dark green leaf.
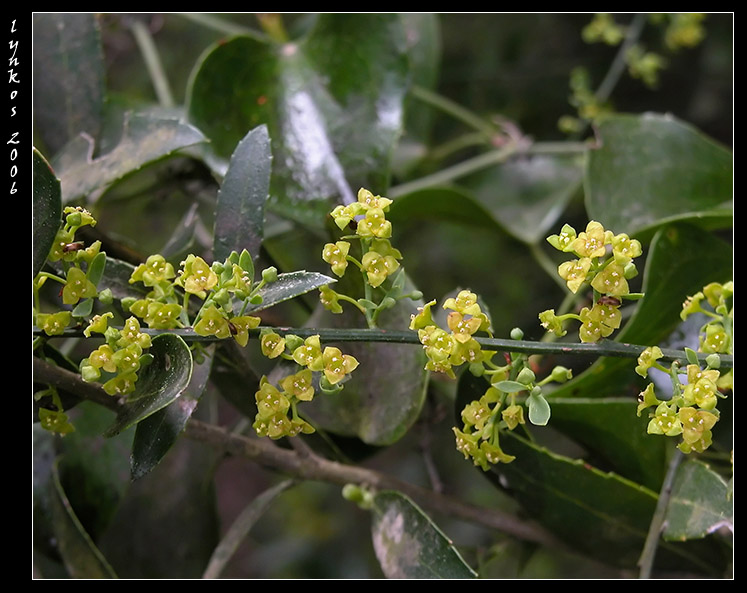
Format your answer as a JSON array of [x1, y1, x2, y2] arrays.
[[371, 491, 477, 579], [213, 125, 272, 263], [48, 459, 117, 578], [546, 398, 666, 491], [187, 14, 410, 226], [33, 148, 61, 279], [663, 460, 733, 541], [131, 345, 214, 480], [104, 334, 193, 437], [97, 434, 220, 578], [52, 111, 206, 204], [586, 113, 733, 235], [32, 13, 105, 156]]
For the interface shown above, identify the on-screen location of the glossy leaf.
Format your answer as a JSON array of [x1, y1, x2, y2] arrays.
[[48, 459, 117, 578], [586, 113, 733, 235], [465, 152, 584, 244], [187, 14, 410, 226], [131, 345, 214, 480], [213, 125, 272, 263], [242, 271, 337, 314], [104, 334, 193, 437], [371, 491, 477, 579], [663, 460, 733, 541], [33, 148, 61, 278], [52, 111, 206, 204], [32, 13, 105, 156]]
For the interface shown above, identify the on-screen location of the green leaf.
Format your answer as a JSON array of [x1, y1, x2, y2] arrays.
[[585, 113, 733, 235], [104, 334, 193, 437], [464, 152, 584, 244], [663, 460, 733, 541], [242, 271, 337, 313], [213, 125, 272, 263], [131, 345, 214, 480], [47, 459, 117, 578], [32, 13, 105, 156], [33, 148, 61, 279], [494, 380, 529, 393], [52, 111, 206, 204], [187, 14, 410, 226], [370, 491, 477, 579], [527, 393, 551, 426]]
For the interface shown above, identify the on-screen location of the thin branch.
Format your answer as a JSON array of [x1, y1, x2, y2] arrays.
[[128, 19, 174, 108], [34, 326, 733, 369], [638, 448, 683, 578]]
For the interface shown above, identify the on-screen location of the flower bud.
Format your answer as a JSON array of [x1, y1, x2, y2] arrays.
[[517, 367, 536, 385]]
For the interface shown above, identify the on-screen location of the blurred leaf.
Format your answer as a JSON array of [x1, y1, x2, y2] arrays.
[[131, 345, 214, 480], [52, 111, 206, 204], [242, 271, 337, 314], [104, 334, 193, 437], [663, 460, 733, 541], [32, 13, 105, 156], [388, 186, 502, 231], [213, 125, 272, 263], [546, 398, 666, 491], [465, 152, 584, 244], [300, 300, 428, 446], [187, 14, 410, 226], [48, 459, 117, 578], [97, 432, 220, 578], [586, 113, 733, 236], [33, 148, 61, 278], [53, 402, 132, 542], [371, 491, 477, 579]]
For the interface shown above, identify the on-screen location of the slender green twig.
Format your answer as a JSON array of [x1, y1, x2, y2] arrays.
[[33, 324, 733, 369], [129, 19, 175, 108], [595, 13, 649, 104], [410, 84, 497, 137], [388, 144, 518, 198], [177, 13, 267, 40]]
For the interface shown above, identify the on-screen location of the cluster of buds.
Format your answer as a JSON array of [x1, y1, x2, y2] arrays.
[[635, 281, 732, 454], [320, 189, 406, 321], [252, 332, 359, 439], [125, 249, 273, 348], [79, 316, 153, 397], [35, 206, 110, 336], [410, 290, 493, 379], [539, 220, 643, 342], [453, 333, 573, 469]]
